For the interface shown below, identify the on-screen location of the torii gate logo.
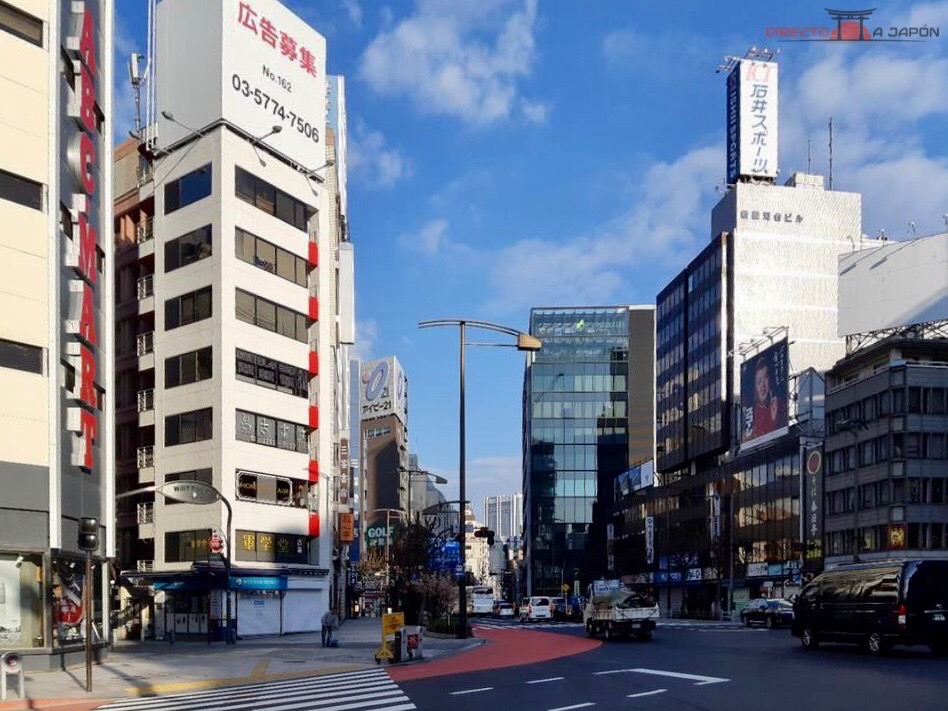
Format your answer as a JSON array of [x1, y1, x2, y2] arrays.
[[766, 8, 941, 42]]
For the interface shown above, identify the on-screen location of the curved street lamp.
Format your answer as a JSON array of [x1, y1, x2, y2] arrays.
[[419, 318, 542, 638], [117, 481, 236, 644]]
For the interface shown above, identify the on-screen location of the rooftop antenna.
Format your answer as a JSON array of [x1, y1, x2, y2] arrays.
[[942, 214, 948, 229], [908, 221, 917, 239], [879, 228, 886, 242], [828, 118, 834, 190], [128, 53, 142, 136], [806, 136, 812, 174]]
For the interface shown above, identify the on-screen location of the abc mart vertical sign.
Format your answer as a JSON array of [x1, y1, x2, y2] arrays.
[[726, 59, 779, 185], [62, 0, 104, 474]]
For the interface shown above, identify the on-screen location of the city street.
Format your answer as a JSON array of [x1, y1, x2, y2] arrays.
[[397, 621, 948, 711]]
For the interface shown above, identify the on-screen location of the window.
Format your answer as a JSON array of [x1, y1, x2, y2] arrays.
[[165, 225, 212, 272], [234, 288, 308, 343], [165, 529, 212, 563], [163, 469, 213, 505], [234, 167, 314, 231], [165, 347, 212, 388], [164, 164, 212, 214], [0, 1, 42, 46], [0, 338, 43, 374], [0, 168, 43, 210], [235, 349, 308, 398], [165, 286, 212, 330], [236, 469, 311, 509], [235, 409, 308, 453], [165, 407, 213, 446], [234, 529, 308, 563]]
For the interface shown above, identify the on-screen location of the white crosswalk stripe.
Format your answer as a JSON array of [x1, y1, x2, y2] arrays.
[[96, 668, 415, 711]]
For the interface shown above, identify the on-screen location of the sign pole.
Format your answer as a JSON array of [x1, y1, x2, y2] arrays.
[[84, 551, 92, 693]]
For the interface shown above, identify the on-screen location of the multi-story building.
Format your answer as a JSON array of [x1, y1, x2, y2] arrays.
[[0, 1, 114, 668], [463, 507, 490, 584], [484, 492, 523, 547], [823, 231, 948, 568], [111, 0, 349, 639], [523, 306, 655, 596]]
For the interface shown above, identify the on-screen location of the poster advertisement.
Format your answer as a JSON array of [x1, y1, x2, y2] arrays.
[[0, 561, 22, 644], [52, 563, 85, 645], [740, 339, 789, 447]]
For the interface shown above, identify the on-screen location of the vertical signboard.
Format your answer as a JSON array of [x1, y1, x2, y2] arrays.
[[740, 339, 789, 448], [804, 446, 824, 562], [726, 59, 779, 184], [645, 516, 655, 565]]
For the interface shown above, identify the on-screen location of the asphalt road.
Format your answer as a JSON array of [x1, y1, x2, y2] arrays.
[[401, 620, 948, 711]]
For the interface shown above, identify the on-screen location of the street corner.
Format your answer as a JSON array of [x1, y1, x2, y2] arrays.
[[388, 626, 601, 682]]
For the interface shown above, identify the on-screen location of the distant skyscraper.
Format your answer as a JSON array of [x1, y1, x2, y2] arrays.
[[484, 493, 523, 542]]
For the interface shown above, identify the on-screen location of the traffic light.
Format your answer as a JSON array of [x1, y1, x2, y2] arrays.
[[473, 527, 496, 546], [78, 517, 99, 552]]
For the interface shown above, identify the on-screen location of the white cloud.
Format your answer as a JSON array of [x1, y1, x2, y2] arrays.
[[353, 319, 379, 361], [358, 0, 544, 125], [397, 218, 479, 261], [484, 145, 722, 314], [342, 0, 363, 28], [520, 98, 551, 124], [348, 120, 412, 189]]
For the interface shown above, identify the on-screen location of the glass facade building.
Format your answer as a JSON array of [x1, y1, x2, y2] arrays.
[[523, 307, 655, 596]]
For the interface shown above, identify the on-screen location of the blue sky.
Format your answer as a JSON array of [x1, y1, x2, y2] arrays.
[[116, 1, 948, 521]]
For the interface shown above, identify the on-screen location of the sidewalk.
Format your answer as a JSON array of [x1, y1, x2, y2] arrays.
[[0, 618, 479, 710]]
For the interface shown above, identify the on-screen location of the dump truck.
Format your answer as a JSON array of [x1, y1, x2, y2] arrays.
[[583, 579, 660, 641]]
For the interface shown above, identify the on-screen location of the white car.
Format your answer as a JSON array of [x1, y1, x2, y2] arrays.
[[495, 602, 515, 618], [520, 596, 552, 622]]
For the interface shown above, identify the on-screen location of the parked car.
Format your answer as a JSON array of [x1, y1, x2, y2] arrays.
[[740, 598, 794, 628], [494, 602, 514, 618], [550, 596, 567, 619], [791, 560, 948, 656], [520, 596, 552, 622]]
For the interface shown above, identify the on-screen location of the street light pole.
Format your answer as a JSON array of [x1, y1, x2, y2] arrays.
[[419, 318, 542, 639]]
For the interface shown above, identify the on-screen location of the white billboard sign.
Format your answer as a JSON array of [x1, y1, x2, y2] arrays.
[[158, 0, 327, 168], [838, 234, 948, 336], [727, 59, 779, 184], [360, 357, 408, 423]]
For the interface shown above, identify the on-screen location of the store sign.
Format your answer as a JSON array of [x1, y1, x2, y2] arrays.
[[63, 0, 103, 472], [889, 523, 907, 550], [229, 576, 287, 591], [645, 516, 655, 565], [162, 481, 219, 505], [726, 59, 779, 184], [339, 513, 354, 543], [747, 562, 768, 577], [805, 446, 824, 558]]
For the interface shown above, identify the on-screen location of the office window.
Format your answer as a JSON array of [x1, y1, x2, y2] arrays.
[[236, 470, 311, 509], [165, 408, 213, 446], [234, 288, 308, 343], [165, 286, 212, 330], [234, 167, 314, 231], [165, 225, 212, 272], [235, 349, 308, 398], [0, 168, 43, 210], [165, 164, 212, 214], [0, 338, 43, 375], [163, 469, 213, 505], [165, 347, 213, 388], [165, 529, 212, 563], [235, 409, 308, 453], [0, 1, 42, 46]]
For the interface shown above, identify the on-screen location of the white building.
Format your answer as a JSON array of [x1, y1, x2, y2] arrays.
[[0, 1, 114, 669], [112, 0, 352, 639], [484, 492, 523, 547]]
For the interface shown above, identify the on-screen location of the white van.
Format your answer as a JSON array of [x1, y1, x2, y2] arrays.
[[520, 596, 552, 622]]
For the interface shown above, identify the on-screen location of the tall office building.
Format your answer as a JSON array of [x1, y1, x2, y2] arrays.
[[523, 306, 655, 596], [111, 0, 351, 638], [0, 1, 114, 668], [484, 492, 523, 544]]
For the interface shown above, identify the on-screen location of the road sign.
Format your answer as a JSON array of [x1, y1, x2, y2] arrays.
[[210, 534, 223, 554], [382, 612, 404, 636], [562, 584, 571, 593]]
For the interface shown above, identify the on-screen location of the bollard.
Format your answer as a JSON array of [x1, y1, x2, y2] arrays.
[[1, 652, 25, 701], [393, 630, 402, 663]]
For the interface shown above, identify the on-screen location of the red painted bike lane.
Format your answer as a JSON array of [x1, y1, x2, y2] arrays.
[[388, 627, 600, 682]]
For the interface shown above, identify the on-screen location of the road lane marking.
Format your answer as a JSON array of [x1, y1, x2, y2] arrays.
[[594, 669, 634, 675], [527, 676, 565, 684], [547, 704, 595, 711], [629, 668, 730, 686], [628, 689, 668, 698], [451, 687, 494, 695]]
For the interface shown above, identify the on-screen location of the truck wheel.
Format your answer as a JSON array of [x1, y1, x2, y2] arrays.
[[801, 627, 819, 649], [586, 622, 597, 638], [604, 623, 615, 641], [865, 631, 888, 656], [766, 616, 775, 630]]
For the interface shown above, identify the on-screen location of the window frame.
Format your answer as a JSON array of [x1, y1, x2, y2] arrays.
[[164, 346, 213, 389], [234, 288, 308, 343], [165, 163, 213, 214], [0, 337, 43, 375], [165, 407, 213, 447], [165, 224, 213, 273], [0, 167, 43, 211], [165, 286, 213, 331], [0, 0, 43, 47]]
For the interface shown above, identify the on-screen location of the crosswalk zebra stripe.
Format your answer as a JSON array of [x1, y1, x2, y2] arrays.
[[97, 668, 415, 711], [102, 669, 391, 709]]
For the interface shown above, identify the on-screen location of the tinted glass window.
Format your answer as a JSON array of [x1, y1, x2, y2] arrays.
[[0, 338, 43, 374], [0, 168, 43, 210], [165, 164, 212, 214], [165, 408, 213, 446], [0, 2, 42, 46], [165, 225, 212, 272], [904, 561, 948, 610], [234, 166, 314, 231], [165, 287, 212, 330]]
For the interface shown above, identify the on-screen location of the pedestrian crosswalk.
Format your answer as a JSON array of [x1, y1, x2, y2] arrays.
[[96, 668, 416, 711]]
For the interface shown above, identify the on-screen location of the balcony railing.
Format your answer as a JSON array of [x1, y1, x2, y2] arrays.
[[137, 274, 154, 299], [137, 389, 154, 413], [136, 559, 155, 573], [137, 446, 154, 469], [136, 217, 154, 243], [137, 501, 154, 525], [136, 331, 154, 356]]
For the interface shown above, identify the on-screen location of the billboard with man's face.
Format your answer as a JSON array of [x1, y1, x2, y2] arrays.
[[740, 339, 789, 447]]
